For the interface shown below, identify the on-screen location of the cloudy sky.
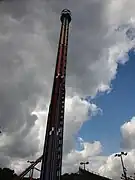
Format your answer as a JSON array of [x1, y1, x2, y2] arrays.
[[0, 0, 135, 180]]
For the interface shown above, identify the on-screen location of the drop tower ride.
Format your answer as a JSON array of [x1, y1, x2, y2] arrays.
[[40, 9, 71, 180]]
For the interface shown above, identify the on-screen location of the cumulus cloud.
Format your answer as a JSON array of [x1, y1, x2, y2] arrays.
[[63, 140, 102, 174], [0, 0, 135, 178], [63, 96, 100, 155], [121, 117, 135, 150], [98, 150, 135, 180], [98, 116, 135, 180], [6, 95, 99, 175]]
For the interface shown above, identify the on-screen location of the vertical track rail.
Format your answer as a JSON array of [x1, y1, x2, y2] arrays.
[[55, 17, 70, 180]]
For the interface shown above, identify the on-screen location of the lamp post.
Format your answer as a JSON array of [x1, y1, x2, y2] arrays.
[[80, 161, 89, 170], [114, 152, 128, 180]]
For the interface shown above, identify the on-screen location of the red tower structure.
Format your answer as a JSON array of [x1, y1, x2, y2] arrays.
[[40, 9, 71, 180]]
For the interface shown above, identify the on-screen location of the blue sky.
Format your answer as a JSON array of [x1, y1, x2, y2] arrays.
[[78, 48, 135, 155]]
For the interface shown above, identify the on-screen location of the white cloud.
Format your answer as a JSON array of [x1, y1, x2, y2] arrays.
[[98, 116, 135, 180], [5, 95, 99, 175], [63, 140, 102, 174], [98, 150, 135, 180], [121, 117, 135, 149]]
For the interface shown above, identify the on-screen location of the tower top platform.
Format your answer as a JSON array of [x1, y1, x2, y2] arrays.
[[60, 9, 71, 23]]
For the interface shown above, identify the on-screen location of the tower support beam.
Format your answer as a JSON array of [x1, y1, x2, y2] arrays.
[[40, 9, 71, 180]]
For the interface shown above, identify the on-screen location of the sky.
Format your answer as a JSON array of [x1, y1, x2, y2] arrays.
[[79, 49, 135, 155], [1, 0, 135, 180]]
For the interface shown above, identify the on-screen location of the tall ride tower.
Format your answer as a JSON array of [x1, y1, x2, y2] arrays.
[[40, 9, 71, 180]]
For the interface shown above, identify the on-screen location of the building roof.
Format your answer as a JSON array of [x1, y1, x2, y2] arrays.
[[78, 168, 113, 180]]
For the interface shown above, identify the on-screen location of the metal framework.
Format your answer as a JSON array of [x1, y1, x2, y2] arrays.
[[17, 155, 42, 179], [40, 9, 71, 180]]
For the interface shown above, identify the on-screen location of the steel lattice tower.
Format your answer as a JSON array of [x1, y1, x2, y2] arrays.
[[40, 9, 71, 180]]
